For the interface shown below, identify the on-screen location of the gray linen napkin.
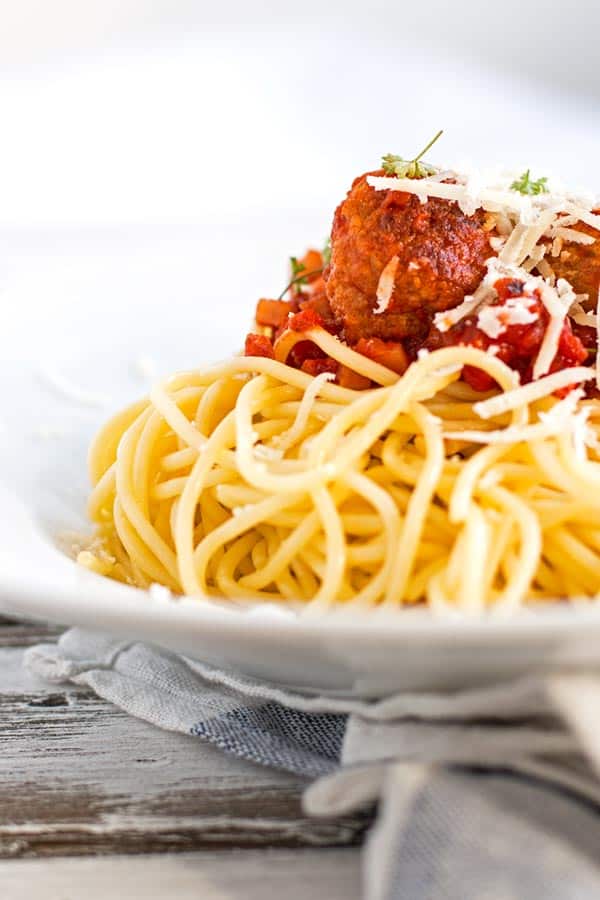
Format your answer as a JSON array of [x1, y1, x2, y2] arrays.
[[25, 628, 600, 899]]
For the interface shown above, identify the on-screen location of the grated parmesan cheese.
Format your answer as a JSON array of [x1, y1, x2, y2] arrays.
[[519, 210, 558, 263], [552, 226, 596, 246], [532, 279, 574, 379], [563, 204, 600, 232], [476, 298, 538, 339], [557, 278, 577, 308], [571, 311, 597, 327], [494, 212, 514, 236], [521, 242, 547, 274], [549, 214, 579, 229], [489, 235, 506, 252], [473, 368, 594, 419], [500, 209, 557, 267], [433, 257, 510, 332], [367, 170, 600, 230], [536, 258, 556, 283], [433, 295, 482, 332], [445, 390, 584, 445], [571, 407, 593, 461], [374, 255, 400, 314], [367, 174, 536, 219], [366, 165, 599, 386]]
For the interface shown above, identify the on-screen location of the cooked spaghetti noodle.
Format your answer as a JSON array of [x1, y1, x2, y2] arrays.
[[79, 144, 600, 610], [80, 339, 600, 611]]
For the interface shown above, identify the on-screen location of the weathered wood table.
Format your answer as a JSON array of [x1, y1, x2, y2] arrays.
[[0, 616, 367, 899]]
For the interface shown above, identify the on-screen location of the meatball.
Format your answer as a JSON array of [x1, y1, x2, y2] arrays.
[[324, 172, 495, 346], [552, 221, 600, 301]]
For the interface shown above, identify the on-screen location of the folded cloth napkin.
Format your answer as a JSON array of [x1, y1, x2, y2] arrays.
[[26, 628, 600, 900]]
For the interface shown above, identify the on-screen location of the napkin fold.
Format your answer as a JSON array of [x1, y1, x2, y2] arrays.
[[26, 629, 600, 899]]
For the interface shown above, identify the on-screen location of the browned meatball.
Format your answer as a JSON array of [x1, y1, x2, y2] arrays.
[[324, 172, 495, 345], [552, 221, 600, 301]]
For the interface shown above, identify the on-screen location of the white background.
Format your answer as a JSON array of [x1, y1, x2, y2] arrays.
[[0, 0, 598, 227], [0, 0, 599, 502]]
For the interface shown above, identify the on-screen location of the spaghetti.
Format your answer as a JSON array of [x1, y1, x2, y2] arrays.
[[79, 146, 600, 610], [80, 340, 600, 611]]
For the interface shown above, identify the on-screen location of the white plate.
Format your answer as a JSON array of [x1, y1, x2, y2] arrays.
[[2, 223, 600, 697]]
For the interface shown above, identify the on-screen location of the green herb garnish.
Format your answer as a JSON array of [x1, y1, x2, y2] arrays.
[[382, 129, 444, 180], [278, 245, 330, 300], [287, 256, 309, 293], [290, 256, 306, 280], [510, 169, 549, 196], [278, 257, 322, 300]]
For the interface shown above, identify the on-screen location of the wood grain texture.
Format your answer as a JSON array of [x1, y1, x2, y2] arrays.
[[0, 617, 64, 647], [0, 848, 362, 900], [0, 645, 368, 858]]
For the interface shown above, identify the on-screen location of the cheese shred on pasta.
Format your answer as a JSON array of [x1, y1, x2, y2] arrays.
[[79, 342, 600, 612]]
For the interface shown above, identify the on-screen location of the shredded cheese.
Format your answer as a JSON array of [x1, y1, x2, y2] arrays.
[[489, 235, 506, 252], [553, 226, 596, 246], [571, 311, 597, 327], [500, 210, 557, 267], [548, 215, 576, 231], [477, 299, 537, 339], [433, 295, 482, 332], [433, 257, 516, 333], [374, 255, 399, 314], [564, 203, 600, 232], [365, 166, 599, 387], [536, 258, 556, 283], [473, 368, 595, 420], [494, 212, 514, 236], [367, 171, 600, 230], [498, 223, 529, 265], [532, 279, 574, 379], [520, 211, 558, 263], [444, 391, 583, 445], [367, 174, 538, 219], [521, 243, 547, 273]]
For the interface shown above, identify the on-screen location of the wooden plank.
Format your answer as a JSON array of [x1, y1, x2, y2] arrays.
[[0, 617, 64, 647], [0, 848, 362, 900], [0, 649, 367, 857]]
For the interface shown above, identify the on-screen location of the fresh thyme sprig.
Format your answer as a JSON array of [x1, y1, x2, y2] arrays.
[[382, 129, 444, 180], [277, 242, 331, 300], [278, 258, 321, 300], [290, 256, 305, 277], [510, 169, 549, 196]]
